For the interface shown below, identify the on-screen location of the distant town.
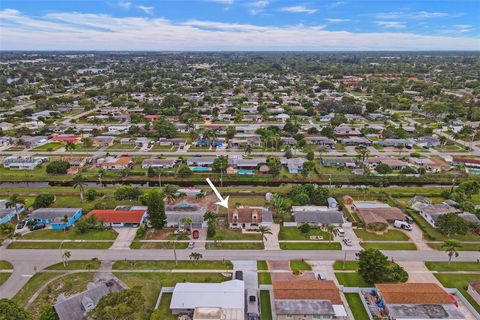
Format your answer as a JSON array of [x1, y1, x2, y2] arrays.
[[0, 51, 479, 320]]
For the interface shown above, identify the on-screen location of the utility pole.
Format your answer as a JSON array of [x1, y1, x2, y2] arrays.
[[158, 172, 162, 187]]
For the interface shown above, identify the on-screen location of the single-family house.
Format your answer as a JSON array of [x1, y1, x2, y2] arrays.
[[305, 136, 336, 148], [334, 125, 360, 137], [54, 277, 127, 320], [290, 206, 344, 227], [0, 200, 24, 224], [187, 157, 216, 171], [280, 157, 306, 174], [340, 137, 372, 146], [467, 280, 480, 305], [3, 156, 45, 170], [165, 203, 207, 229], [411, 200, 460, 227], [29, 208, 83, 230], [101, 156, 132, 170], [369, 283, 465, 320], [367, 156, 409, 171], [86, 206, 147, 227], [92, 136, 115, 147], [322, 157, 356, 168], [170, 280, 245, 319], [227, 206, 272, 230], [273, 280, 347, 320], [142, 158, 178, 169], [350, 200, 404, 227]]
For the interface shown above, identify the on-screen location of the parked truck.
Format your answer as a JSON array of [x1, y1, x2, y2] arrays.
[[394, 220, 412, 231]]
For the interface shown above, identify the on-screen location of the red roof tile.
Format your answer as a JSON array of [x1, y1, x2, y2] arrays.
[[86, 210, 145, 223]]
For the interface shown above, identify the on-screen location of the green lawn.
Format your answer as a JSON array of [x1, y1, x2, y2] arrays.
[[207, 227, 262, 240], [257, 261, 269, 270], [13, 272, 65, 307], [0, 273, 12, 286], [151, 293, 175, 320], [130, 241, 189, 249], [428, 243, 480, 251], [335, 273, 372, 287], [0, 260, 13, 269], [7, 241, 113, 249], [333, 261, 359, 270], [258, 272, 272, 285], [434, 273, 480, 313], [32, 142, 63, 151], [260, 290, 273, 320], [290, 260, 312, 273], [345, 293, 370, 320], [112, 260, 233, 270], [425, 262, 480, 272], [354, 228, 410, 241], [114, 272, 231, 315], [45, 259, 101, 270], [21, 229, 118, 240], [360, 242, 417, 250], [279, 226, 331, 240], [206, 242, 264, 250], [280, 242, 342, 250]]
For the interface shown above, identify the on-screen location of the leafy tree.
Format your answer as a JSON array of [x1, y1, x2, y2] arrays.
[[46, 161, 70, 175], [325, 224, 336, 242], [456, 181, 480, 199], [154, 118, 178, 138], [355, 145, 370, 162], [320, 126, 334, 138], [204, 211, 217, 238], [114, 186, 142, 201], [400, 166, 417, 174], [189, 252, 203, 264], [436, 213, 470, 237], [306, 151, 314, 161], [441, 239, 462, 264], [176, 163, 192, 178], [161, 94, 183, 109], [85, 189, 97, 201], [299, 223, 311, 234], [226, 126, 236, 141], [375, 163, 392, 174], [89, 287, 145, 320], [147, 166, 156, 178], [145, 189, 166, 229], [163, 184, 178, 204], [0, 299, 32, 320], [284, 147, 293, 159], [33, 193, 55, 209], [267, 156, 282, 176], [270, 193, 289, 215], [357, 248, 408, 284], [39, 305, 59, 320], [310, 187, 330, 206]]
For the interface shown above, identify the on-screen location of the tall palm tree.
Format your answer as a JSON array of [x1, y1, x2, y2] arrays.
[[244, 143, 253, 155], [441, 239, 462, 264], [170, 231, 185, 267], [6, 194, 24, 219], [97, 169, 105, 186], [61, 215, 68, 233], [325, 224, 336, 243], [62, 250, 71, 267], [189, 252, 203, 264], [180, 217, 193, 232], [163, 184, 178, 204], [270, 194, 287, 216], [73, 174, 86, 202], [258, 225, 272, 242]]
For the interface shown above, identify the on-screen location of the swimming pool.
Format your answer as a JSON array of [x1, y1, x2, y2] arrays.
[[191, 167, 211, 172], [237, 169, 254, 175]]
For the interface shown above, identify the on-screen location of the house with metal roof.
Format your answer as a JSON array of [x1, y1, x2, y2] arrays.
[[29, 208, 83, 230]]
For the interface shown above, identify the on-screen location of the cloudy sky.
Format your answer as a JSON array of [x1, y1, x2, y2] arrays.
[[0, 0, 479, 50]]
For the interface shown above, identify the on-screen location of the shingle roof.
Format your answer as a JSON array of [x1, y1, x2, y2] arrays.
[[273, 280, 342, 304], [30, 208, 81, 220], [294, 210, 343, 224], [86, 209, 145, 223], [376, 283, 452, 305]]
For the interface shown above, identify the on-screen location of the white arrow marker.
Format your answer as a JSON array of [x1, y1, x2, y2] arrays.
[[206, 178, 229, 209]]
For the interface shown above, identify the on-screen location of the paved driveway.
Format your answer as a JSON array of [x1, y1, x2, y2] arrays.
[[232, 260, 258, 290], [110, 227, 137, 249], [264, 224, 280, 250], [406, 224, 431, 250], [396, 261, 440, 284]]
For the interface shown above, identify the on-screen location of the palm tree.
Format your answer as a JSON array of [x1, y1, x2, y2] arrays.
[[355, 145, 370, 162], [244, 143, 252, 155], [170, 231, 185, 267], [163, 184, 178, 204], [97, 169, 104, 186], [441, 239, 462, 264], [270, 194, 287, 216], [325, 224, 336, 242], [189, 252, 203, 264], [180, 217, 193, 232], [61, 215, 68, 233], [73, 174, 86, 202], [65, 141, 76, 155], [258, 225, 272, 242], [62, 250, 71, 267], [318, 146, 328, 161], [6, 194, 24, 219]]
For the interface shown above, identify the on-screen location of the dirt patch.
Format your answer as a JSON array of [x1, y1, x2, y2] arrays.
[[145, 228, 174, 240], [170, 193, 218, 211], [271, 271, 316, 281], [268, 260, 290, 271]]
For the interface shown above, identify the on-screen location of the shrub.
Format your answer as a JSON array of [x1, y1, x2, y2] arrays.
[[33, 193, 55, 209], [299, 223, 311, 234], [46, 160, 70, 175]]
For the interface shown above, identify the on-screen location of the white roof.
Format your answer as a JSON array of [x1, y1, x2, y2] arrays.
[[333, 305, 347, 317], [354, 201, 391, 209], [170, 280, 245, 310]]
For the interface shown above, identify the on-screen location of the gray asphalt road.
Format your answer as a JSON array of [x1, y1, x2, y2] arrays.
[[1, 248, 479, 299]]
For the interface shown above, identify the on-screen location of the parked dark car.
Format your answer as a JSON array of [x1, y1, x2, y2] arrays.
[[16, 220, 26, 230], [235, 270, 243, 280], [29, 223, 46, 231]]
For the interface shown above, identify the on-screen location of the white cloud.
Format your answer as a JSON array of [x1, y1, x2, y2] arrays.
[[137, 5, 154, 15], [248, 0, 269, 15], [374, 11, 448, 20], [325, 18, 350, 23], [1, 9, 479, 51], [279, 6, 317, 14], [207, 0, 235, 4], [375, 21, 406, 29], [116, 0, 132, 10], [456, 24, 472, 33]]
